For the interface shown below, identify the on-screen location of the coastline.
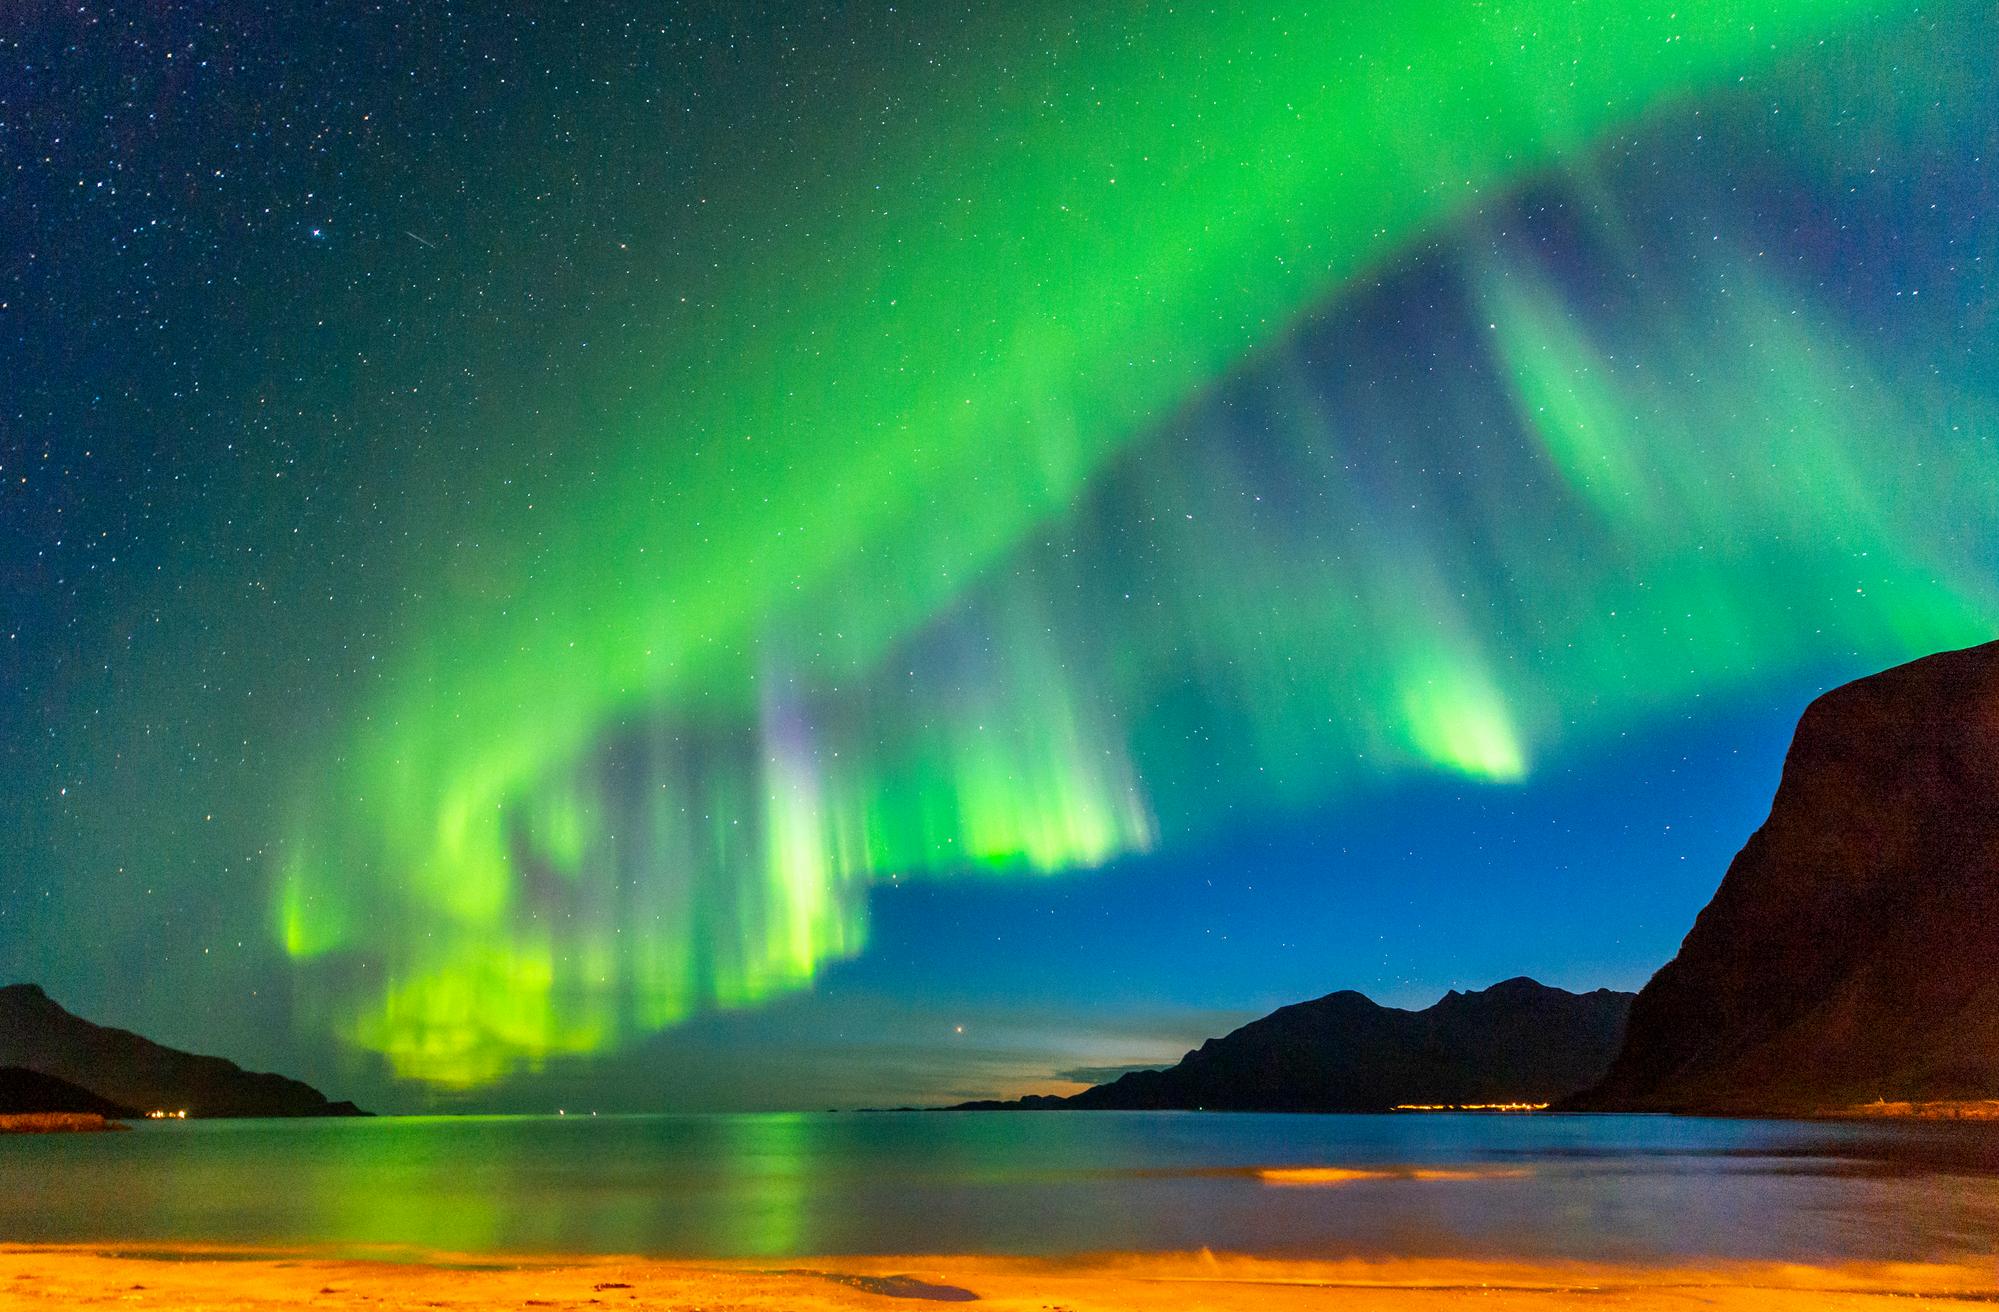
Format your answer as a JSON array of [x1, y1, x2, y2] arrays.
[[1831, 1100, 1999, 1122], [0, 1245, 1991, 1310], [0, 1113, 125, 1135]]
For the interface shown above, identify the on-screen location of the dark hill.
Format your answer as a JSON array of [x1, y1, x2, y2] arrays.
[[955, 977, 1632, 1112], [0, 1065, 137, 1118], [0, 984, 367, 1118], [1574, 640, 1999, 1115]]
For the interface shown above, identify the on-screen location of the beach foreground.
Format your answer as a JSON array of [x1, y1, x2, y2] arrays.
[[1, 1246, 1992, 1310]]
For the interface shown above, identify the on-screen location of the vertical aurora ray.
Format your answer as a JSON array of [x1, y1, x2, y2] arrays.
[[273, 0, 1999, 1085]]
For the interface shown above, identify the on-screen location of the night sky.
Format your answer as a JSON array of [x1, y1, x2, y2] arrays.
[[3, 3, 1994, 1111]]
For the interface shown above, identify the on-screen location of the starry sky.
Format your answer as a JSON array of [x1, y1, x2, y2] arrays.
[[3, 2, 1995, 1111]]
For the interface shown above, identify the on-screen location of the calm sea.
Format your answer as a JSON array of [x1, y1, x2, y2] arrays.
[[4, 1112, 1996, 1262]]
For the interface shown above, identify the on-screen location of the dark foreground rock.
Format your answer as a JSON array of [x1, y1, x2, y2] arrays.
[[1573, 640, 1999, 1115], [953, 977, 1633, 1112], [0, 983, 368, 1118]]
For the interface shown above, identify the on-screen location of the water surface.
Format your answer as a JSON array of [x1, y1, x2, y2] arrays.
[[4, 1112, 1996, 1261]]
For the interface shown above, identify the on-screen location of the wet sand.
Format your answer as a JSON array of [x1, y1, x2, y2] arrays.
[[0, 1245, 1992, 1310]]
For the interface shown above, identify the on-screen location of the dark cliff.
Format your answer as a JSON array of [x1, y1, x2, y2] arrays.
[[1575, 640, 1999, 1114]]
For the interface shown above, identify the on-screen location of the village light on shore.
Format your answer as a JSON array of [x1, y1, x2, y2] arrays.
[[143, 1110, 188, 1120]]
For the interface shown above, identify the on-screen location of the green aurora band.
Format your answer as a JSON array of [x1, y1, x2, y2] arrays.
[[276, 0, 1998, 1085]]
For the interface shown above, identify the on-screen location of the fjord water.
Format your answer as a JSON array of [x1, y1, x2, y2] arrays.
[[3, 1113, 1996, 1261]]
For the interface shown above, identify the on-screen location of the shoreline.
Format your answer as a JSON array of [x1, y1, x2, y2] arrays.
[[1832, 1100, 1999, 1122], [0, 1113, 125, 1135], [0, 1245, 1992, 1310]]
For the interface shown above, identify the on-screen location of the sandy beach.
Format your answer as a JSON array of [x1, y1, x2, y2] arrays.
[[0, 1246, 1992, 1310]]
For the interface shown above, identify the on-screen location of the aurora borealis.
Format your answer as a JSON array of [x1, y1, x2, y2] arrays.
[[5, 2, 1996, 1104]]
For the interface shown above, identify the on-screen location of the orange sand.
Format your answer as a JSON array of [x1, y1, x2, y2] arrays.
[[0, 1245, 1993, 1310]]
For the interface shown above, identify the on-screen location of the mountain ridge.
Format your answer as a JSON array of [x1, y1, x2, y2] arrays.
[[0, 1064, 138, 1118], [0, 983, 368, 1118], [951, 976, 1633, 1112]]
